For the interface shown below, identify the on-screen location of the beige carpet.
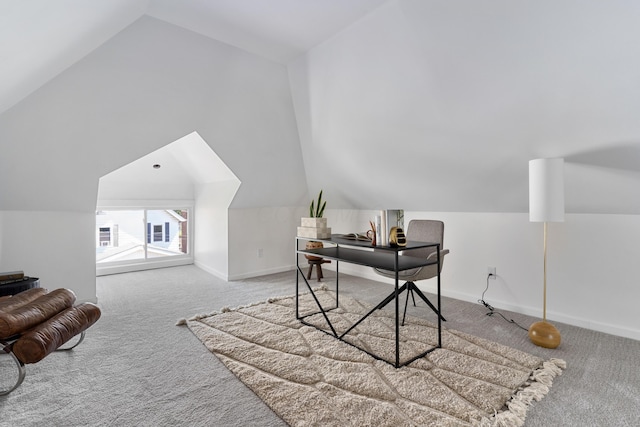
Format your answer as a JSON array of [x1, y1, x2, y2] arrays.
[[181, 289, 565, 427]]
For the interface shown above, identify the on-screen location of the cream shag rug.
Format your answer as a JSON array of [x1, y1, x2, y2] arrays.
[[181, 290, 565, 427]]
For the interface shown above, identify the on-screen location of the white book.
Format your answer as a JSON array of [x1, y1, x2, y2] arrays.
[[380, 210, 388, 246], [386, 209, 405, 230]]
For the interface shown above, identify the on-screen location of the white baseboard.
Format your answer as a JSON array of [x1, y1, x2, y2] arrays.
[[414, 282, 640, 342], [193, 261, 227, 281], [228, 265, 294, 281], [194, 262, 296, 282], [96, 257, 193, 276]]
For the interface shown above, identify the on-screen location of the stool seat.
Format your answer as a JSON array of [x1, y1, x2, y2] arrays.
[[307, 259, 331, 281]]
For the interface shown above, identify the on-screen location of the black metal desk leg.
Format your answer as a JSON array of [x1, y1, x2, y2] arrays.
[[395, 251, 400, 368], [437, 245, 442, 348], [336, 259, 339, 308], [295, 240, 299, 319]]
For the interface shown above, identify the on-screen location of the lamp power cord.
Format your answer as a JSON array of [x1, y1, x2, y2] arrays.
[[478, 274, 528, 332]]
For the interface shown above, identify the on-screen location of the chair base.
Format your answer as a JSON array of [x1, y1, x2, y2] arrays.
[[0, 339, 26, 396], [375, 281, 446, 326], [0, 331, 87, 396]]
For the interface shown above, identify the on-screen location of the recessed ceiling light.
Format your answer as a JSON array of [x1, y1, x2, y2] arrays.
[[153, 164, 161, 169]]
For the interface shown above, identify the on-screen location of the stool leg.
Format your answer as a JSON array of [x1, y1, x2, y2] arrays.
[[307, 264, 313, 280], [316, 264, 323, 281]]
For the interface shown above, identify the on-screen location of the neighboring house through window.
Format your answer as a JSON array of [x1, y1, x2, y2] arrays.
[[153, 225, 163, 242], [147, 222, 171, 243], [97, 209, 189, 271], [99, 227, 110, 246], [95, 208, 193, 275]]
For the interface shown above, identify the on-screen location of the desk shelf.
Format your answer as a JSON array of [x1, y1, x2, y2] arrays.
[[298, 246, 436, 271]]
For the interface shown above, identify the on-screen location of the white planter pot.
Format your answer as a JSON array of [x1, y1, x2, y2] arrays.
[[297, 226, 332, 239], [298, 217, 331, 239], [301, 217, 327, 228]]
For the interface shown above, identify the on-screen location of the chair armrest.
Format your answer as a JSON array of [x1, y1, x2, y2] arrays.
[[427, 249, 450, 260]]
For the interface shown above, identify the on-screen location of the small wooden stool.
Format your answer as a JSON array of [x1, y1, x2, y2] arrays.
[[307, 259, 331, 281]]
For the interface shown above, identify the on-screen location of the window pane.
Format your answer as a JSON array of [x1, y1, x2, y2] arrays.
[[96, 210, 145, 263], [96, 209, 189, 266], [147, 210, 189, 257]]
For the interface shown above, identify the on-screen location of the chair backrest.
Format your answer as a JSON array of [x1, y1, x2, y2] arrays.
[[405, 220, 444, 259]]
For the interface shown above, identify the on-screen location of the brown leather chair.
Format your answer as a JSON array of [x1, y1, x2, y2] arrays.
[[0, 287, 101, 395]]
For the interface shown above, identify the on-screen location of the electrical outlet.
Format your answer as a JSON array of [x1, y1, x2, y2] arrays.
[[257, 248, 264, 258], [488, 267, 496, 278]]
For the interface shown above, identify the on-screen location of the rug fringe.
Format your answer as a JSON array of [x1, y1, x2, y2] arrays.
[[472, 358, 566, 427], [177, 284, 330, 324]]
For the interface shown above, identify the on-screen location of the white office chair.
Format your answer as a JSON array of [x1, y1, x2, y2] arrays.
[[373, 219, 450, 325]]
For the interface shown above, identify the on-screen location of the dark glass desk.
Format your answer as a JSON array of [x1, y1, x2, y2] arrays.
[[295, 235, 442, 368]]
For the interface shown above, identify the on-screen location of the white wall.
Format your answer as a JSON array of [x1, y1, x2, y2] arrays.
[[318, 209, 640, 341], [193, 181, 239, 279], [0, 211, 97, 303], [228, 206, 306, 280]]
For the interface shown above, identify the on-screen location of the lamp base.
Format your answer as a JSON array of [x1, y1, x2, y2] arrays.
[[528, 320, 561, 349]]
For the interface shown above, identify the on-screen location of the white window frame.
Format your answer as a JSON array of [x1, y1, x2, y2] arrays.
[[95, 200, 194, 276]]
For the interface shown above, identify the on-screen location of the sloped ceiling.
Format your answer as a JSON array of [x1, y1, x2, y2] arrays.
[[97, 132, 240, 202], [288, 0, 640, 214], [0, 0, 387, 115], [0, 15, 306, 211], [1, 0, 639, 215], [0, 0, 148, 115]]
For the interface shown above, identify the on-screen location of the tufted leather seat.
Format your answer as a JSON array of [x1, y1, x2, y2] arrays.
[[0, 288, 76, 339], [0, 286, 101, 394], [12, 302, 101, 364]]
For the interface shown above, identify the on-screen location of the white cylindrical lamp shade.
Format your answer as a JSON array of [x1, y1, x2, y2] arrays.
[[529, 158, 565, 222]]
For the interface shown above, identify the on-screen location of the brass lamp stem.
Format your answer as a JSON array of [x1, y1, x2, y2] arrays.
[[543, 221, 548, 322], [528, 220, 561, 349]]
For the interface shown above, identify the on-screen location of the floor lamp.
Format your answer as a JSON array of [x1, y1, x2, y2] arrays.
[[528, 158, 563, 349]]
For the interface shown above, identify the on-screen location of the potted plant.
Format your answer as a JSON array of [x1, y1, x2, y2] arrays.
[[297, 190, 331, 239], [298, 190, 331, 259]]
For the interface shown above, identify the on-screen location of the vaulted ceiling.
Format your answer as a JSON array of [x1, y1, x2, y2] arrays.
[[2, 0, 639, 215], [0, 0, 387, 115]]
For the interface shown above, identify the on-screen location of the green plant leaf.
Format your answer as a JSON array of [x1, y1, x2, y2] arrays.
[[315, 190, 323, 217], [318, 201, 326, 218], [309, 190, 326, 217]]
